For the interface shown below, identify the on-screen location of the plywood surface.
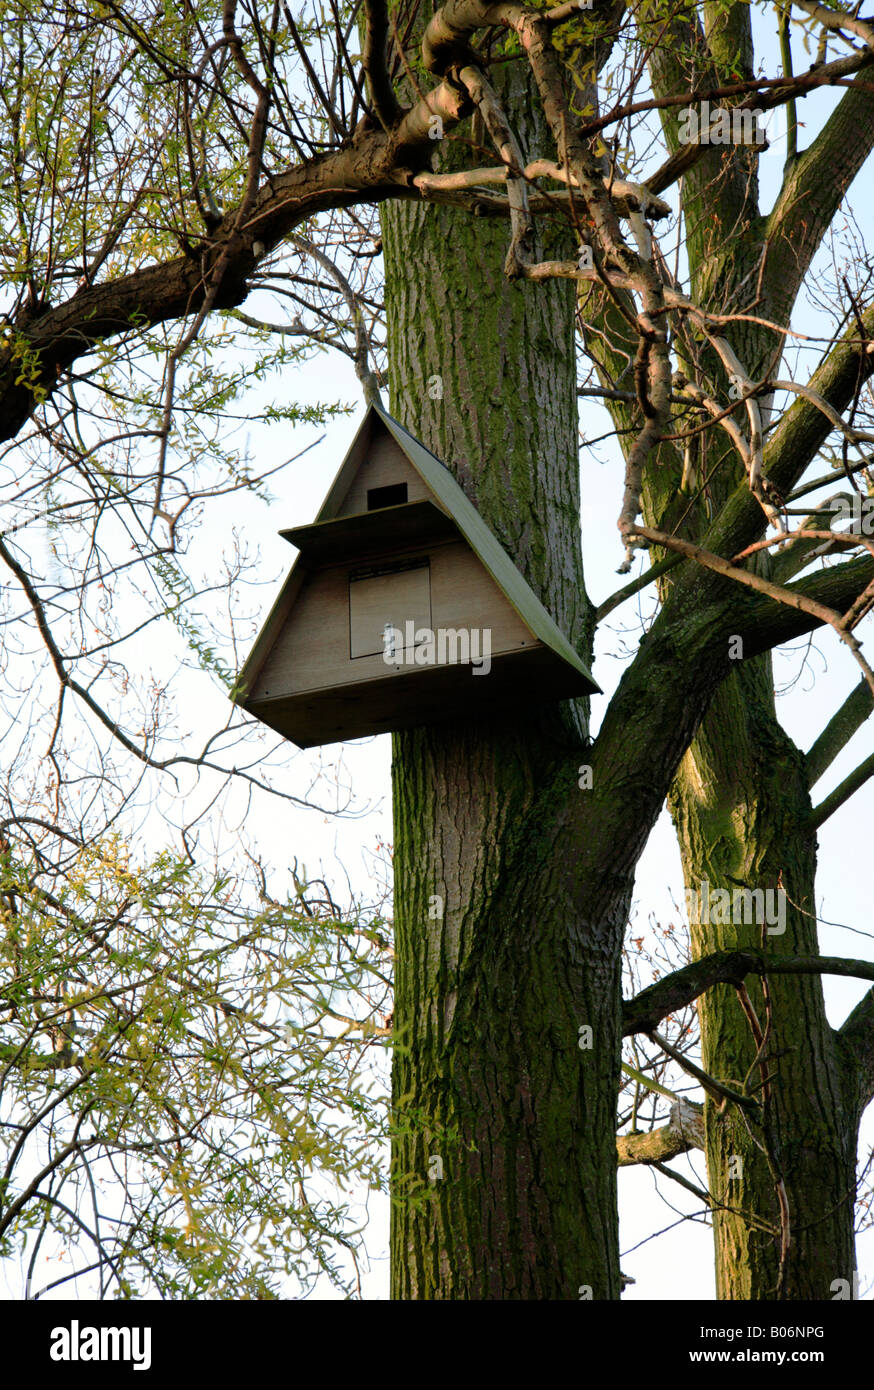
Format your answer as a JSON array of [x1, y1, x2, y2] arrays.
[[337, 435, 429, 515], [349, 560, 432, 658], [280, 500, 456, 561], [250, 537, 536, 700], [248, 643, 591, 747]]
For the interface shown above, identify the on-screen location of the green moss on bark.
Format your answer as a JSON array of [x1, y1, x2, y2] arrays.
[[382, 62, 622, 1300]]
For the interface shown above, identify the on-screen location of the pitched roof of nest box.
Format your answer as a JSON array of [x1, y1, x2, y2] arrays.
[[231, 402, 599, 747]]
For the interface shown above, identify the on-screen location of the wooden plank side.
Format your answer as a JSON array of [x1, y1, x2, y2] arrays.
[[250, 563, 350, 698], [232, 558, 308, 701], [246, 643, 592, 748], [429, 541, 532, 646], [280, 500, 456, 560], [336, 433, 429, 515], [250, 538, 536, 699], [349, 561, 432, 657]]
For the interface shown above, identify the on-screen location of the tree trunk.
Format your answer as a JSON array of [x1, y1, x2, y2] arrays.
[[380, 10, 866, 1300], [669, 667, 859, 1299], [381, 64, 623, 1300], [580, 190, 861, 1298]]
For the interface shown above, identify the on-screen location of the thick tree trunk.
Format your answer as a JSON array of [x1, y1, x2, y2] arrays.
[[379, 8, 867, 1300], [381, 66, 623, 1300]]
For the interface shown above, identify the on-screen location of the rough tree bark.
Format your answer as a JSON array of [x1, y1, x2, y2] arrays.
[[381, 60, 626, 1300], [378, 1, 874, 1296], [670, 672, 858, 1300], [590, 286, 860, 1298], [659, 0, 867, 1299]]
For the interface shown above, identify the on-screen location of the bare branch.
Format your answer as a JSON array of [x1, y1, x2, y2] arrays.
[[790, 0, 874, 50], [810, 748, 874, 828], [457, 64, 534, 277], [617, 1100, 705, 1166], [806, 678, 874, 787], [624, 950, 874, 1037], [361, 0, 403, 128], [839, 988, 874, 1115], [413, 160, 670, 218], [288, 233, 383, 405]]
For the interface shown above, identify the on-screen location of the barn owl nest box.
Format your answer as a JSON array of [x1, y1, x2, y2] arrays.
[[232, 403, 599, 748]]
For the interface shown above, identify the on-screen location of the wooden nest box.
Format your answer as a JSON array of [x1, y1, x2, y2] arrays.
[[232, 403, 599, 747]]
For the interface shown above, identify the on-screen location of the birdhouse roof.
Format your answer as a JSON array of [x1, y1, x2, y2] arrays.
[[233, 402, 599, 710], [368, 404, 596, 687]]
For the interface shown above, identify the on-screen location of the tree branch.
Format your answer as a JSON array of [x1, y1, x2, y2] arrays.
[[361, 0, 403, 128], [790, 0, 874, 49], [806, 677, 874, 787], [595, 553, 683, 622], [839, 987, 874, 1116], [623, 949, 874, 1037], [617, 1099, 705, 1166], [810, 747, 874, 828], [765, 67, 874, 321], [631, 523, 874, 695], [697, 297, 874, 567], [786, 454, 874, 505], [411, 160, 670, 218], [288, 232, 383, 405], [457, 64, 534, 277], [0, 83, 469, 442], [742, 554, 874, 656]]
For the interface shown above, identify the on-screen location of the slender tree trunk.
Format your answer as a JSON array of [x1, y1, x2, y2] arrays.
[[662, 290, 860, 1298], [669, 667, 859, 1299]]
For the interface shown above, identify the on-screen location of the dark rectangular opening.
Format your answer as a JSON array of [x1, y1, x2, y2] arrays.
[[349, 556, 429, 583], [366, 482, 408, 511]]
